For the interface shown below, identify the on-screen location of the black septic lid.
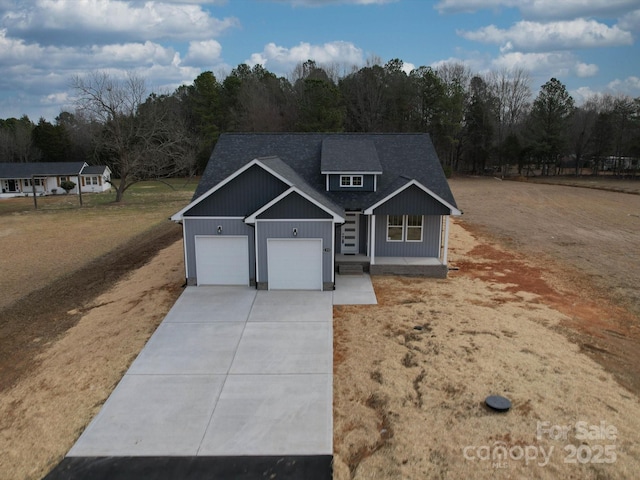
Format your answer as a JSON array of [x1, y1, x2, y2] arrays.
[[485, 395, 511, 412]]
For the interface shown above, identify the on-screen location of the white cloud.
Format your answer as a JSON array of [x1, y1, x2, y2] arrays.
[[436, 0, 639, 19], [575, 62, 598, 77], [460, 19, 633, 52], [491, 51, 600, 81], [607, 76, 640, 92], [246, 41, 365, 73], [618, 9, 640, 32], [284, 0, 397, 5], [2, 0, 239, 44], [184, 39, 223, 66], [91, 42, 178, 66]]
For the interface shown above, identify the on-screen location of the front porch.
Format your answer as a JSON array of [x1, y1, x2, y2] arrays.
[[335, 254, 448, 278]]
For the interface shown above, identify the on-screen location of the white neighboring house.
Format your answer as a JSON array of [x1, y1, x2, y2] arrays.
[[0, 162, 112, 198], [80, 165, 112, 193]]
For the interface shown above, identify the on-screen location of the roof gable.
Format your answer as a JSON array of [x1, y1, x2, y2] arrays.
[[172, 160, 289, 219], [245, 187, 343, 223], [364, 179, 461, 216]]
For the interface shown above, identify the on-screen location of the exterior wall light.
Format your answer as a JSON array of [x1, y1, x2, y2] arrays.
[[217, 225, 222, 234], [292, 228, 298, 237]]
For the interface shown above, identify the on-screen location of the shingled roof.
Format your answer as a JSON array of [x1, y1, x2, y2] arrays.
[[0, 162, 87, 178], [194, 133, 457, 212]]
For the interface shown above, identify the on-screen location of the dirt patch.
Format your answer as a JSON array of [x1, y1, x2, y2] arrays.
[[452, 225, 640, 395], [333, 220, 640, 479], [0, 238, 186, 480], [0, 222, 183, 393]]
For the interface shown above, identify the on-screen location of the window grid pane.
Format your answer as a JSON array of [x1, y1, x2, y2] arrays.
[[406, 215, 423, 241]]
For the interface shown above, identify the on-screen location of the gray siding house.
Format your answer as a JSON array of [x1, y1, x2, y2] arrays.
[[171, 133, 461, 291]]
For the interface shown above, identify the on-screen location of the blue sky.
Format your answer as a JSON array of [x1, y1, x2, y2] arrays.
[[1, 0, 638, 122]]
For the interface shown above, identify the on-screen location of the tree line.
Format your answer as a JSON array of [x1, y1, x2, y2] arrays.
[[1, 59, 639, 199]]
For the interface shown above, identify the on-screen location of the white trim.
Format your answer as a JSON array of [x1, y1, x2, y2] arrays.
[[171, 158, 294, 221], [363, 179, 462, 216], [339, 175, 364, 188], [331, 223, 336, 283], [180, 216, 245, 220], [366, 215, 371, 257], [253, 218, 335, 222], [244, 186, 345, 223], [255, 222, 260, 284], [385, 214, 424, 243], [443, 215, 450, 265], [373, 175, 377, 192], [321, 170, 382, 175], [325, 174, 329, 191], [370, 215, 376, 265], [182, 221, 189, 279], [405, 215, 424, 243], [386, 215, 405, 242]]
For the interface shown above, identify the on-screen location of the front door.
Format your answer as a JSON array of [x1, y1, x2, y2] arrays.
[[341, 212, 359, 254], [7, 179, 17, 192]]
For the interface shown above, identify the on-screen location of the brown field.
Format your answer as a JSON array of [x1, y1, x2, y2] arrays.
[[1, 178, 639, 479], [333, 178, 640, 479]]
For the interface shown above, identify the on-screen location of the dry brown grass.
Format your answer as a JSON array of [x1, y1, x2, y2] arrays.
[[0, 241, 185, 480], [333, 221, 640, 479]]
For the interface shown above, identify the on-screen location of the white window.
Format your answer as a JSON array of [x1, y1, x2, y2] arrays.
[[386, 215, 404, 241], [340, 175, 363, 187], [386, 215, 423, 242], [406, 215, 423, 242]]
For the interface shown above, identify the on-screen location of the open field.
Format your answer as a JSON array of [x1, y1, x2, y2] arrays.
[[0, 179, 197, 311], [0, 177, 639, 479], [333, 178, 640, 478]]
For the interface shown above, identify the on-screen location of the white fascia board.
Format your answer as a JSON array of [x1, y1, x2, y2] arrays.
[[170, 158, 294, 221], [253, 218, 334, 222], [321, 170, 382, 175], [180, 216, 245, 220], [363, 179, 462, 216], [244, 187, 345, 224]]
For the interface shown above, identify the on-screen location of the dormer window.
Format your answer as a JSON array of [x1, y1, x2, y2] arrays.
[[340, 175, 363, 187]]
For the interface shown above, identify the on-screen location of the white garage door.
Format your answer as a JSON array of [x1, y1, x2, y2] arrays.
[[195, 236, 249, 286], [267, 239, 323, 290]]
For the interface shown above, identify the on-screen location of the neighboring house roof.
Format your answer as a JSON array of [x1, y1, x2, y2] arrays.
[[82, 165, 111, 175], [193, 133, 458, 213], [0, 162, 87, 178]]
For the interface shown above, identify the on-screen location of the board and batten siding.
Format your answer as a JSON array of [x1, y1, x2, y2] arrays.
[[184, 218, 255, 284], [374, 215, 442, 257], [255, 220, 334, 285], [372, 185, 451, 216], [327, 174, 375, 192], [184, 165, 288, 217], [257, 192, 333, 219]]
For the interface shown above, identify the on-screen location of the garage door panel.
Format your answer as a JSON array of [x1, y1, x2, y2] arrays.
[[195, 236, 249, 286], [267, 239, 322, 290]]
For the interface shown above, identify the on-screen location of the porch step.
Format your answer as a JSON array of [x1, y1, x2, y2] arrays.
[[338, 263, 364, 275]]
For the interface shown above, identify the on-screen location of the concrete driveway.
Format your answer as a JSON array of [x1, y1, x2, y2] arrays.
[[46, 275, 376, 478], [67, 286, 334, 458]]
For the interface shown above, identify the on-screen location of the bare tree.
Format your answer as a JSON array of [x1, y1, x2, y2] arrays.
[[488, 68, 532, 175], [72, 71, 196, 201]]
